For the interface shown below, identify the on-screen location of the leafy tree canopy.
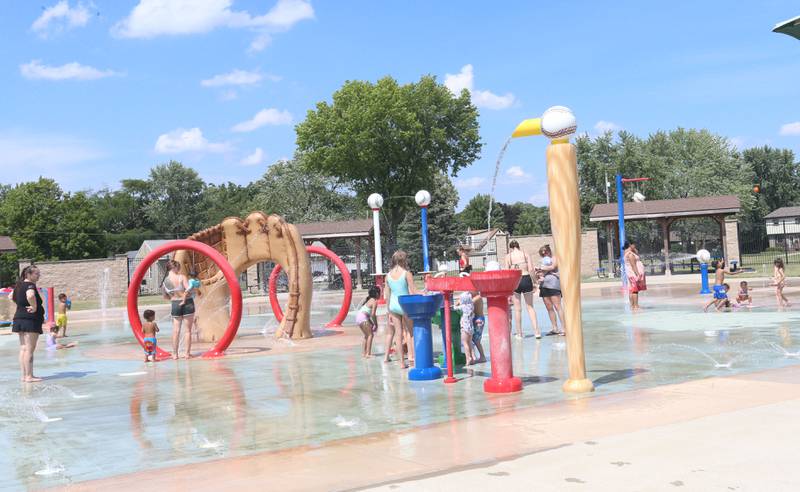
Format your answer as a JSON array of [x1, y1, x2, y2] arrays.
[[296, 75, 482, 246]]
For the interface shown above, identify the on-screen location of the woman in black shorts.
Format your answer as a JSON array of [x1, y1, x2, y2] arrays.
[[503, 240, 541, 339], [12, 265, 45, 382], [537, 244, 565, 336], [162, 260, 195, 359]]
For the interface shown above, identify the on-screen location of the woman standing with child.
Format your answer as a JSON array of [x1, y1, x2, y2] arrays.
[[162, 260, 195, 359], [12, 265, 45, 382], [503, 240, 541, 339], [384, 251, 416, 368], [537, 245, 565, 336]]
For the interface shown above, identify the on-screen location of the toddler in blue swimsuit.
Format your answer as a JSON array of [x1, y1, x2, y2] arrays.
[[142, 309, 159, 362]]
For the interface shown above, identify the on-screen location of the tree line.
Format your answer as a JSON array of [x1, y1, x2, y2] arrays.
[[2, 74, 798, 283]]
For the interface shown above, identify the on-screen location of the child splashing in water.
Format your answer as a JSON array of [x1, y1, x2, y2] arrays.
[[355, 287, 380, 358], [773, 258, 790, 307]]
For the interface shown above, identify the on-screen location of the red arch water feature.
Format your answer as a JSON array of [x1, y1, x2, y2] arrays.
[[269, 245, 352, 328], [127, 240, 243, 359]]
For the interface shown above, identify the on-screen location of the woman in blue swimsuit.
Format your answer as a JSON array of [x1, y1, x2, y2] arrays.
[[384, 250, 417, 368]]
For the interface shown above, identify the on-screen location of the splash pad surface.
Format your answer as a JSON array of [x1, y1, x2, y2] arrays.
[[1, 285, 800, 489]]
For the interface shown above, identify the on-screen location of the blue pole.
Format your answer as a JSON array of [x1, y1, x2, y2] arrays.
[[420, 206, 430, 272], [699, 263, 711, 294], [616, 174, 627, 286]]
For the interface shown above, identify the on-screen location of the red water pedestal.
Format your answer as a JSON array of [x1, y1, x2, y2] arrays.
[[470, 270, 523, 394], [425, 275, 475, 384]]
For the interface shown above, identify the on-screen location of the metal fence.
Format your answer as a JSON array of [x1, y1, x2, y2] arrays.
[[739, 223, 798, 270]]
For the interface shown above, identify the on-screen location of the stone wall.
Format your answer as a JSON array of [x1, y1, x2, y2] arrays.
[[18, 255, 129, 301], [509, 229, 599, 277]]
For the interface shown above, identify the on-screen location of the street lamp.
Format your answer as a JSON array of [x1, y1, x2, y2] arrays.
[[415, 190, 431, 272], [367, 193, 385, 301]]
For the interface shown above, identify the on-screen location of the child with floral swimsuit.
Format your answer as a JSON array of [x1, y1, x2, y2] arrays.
[[454, 291, 475, 365]]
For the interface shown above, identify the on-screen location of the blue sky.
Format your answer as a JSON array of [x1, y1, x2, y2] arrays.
[[1, 1, 799, 209]]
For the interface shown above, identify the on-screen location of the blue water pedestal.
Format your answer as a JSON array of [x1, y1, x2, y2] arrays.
[[398, 293, 443, 381], [700, 263, 711, 294]]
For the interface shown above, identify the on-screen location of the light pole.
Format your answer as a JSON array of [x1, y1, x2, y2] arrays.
[[415, 190, 431, 273], [367, 193, 385, 302]]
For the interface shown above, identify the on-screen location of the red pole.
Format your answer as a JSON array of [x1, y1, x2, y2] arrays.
[[47, 287, 55, 328], [442, 292, 457, 384]]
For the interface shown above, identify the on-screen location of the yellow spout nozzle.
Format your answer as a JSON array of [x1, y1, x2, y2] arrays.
[[512, 118, 542, 138]]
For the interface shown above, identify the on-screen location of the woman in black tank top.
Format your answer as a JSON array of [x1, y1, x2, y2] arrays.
[[12, 265, 45, 382]]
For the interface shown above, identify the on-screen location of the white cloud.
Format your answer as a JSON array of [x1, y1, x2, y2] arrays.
[[154, 127, 229, 154], [505, 166, 530, 179], [528, 184, 549, 206], [220, 89, 238, 101], [231, 108, 292, 132], [201, 69, 266, 87], [112, 0, 314, 52], [20, 60, 121, 81], [444, 64, 515, 110], [240, 147, 265, 166], [779, 122, 800, 136], [0, 131, 104, 183], [729, 136, 746, 149], [454, 177, 486, 189], [32, 1, 91, 38], [594, 120, 623, 133]]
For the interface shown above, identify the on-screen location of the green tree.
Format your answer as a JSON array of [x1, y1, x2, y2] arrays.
[[251, 159, 360, 223], [743, 146, 799, 218], [296, 75, 482, 248], [456, 194, 507, 232], [91, 188, 156, 253], [55, 191, 107, 259], [513, 203, 551, 235], [202, 182, 256, 226], [397, 173, 461, 270], [144, 161, 206, 235], [576, 128, 756, 224], [0, 178, 64, 261]]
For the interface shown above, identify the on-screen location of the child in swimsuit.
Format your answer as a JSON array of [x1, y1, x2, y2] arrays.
[[471, 291, 486, 364], [55, 293, 70, 337], [736, 281, 752, 306], [355, 287, 380, 358], [142, 309, 159, 362], [45, 323, 77, 350], [454, 291, 475, 365]]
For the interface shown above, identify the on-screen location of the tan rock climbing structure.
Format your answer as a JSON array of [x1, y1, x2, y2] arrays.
[[173, 212, 312, 340]]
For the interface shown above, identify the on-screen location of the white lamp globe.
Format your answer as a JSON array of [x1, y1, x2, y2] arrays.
[[632, 192, 646, 203], [367, 193, 384, 209], [696, 249, 711, 264], [415, 190, 431, 207]]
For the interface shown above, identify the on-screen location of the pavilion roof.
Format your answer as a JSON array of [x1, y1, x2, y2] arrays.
[[295, 219, 374, 240], [589, 195, 740, 222]]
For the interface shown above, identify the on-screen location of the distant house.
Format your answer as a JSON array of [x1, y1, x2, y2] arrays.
[[764, 207, 800, 250], [132, 240, 175, 295], [0, 236, 16, 254], [462, 228, 509, 270]]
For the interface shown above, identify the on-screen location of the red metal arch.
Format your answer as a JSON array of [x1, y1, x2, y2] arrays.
[[269, 245, 352, 328], [127, 240, 243, 359]]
